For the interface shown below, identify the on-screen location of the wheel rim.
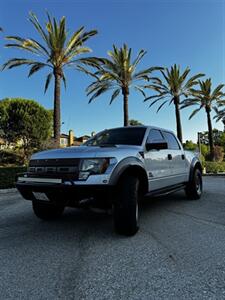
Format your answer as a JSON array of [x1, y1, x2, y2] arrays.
[[195, 173, 202, 195], [136, 180, 140, 225], [136, 201, 139, 223]]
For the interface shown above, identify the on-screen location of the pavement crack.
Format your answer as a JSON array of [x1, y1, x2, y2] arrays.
[[143, 229, 181, 269], [164, 208, 225, 230]]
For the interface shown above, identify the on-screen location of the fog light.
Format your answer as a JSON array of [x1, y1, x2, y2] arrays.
[[79, 171, 90, 180]]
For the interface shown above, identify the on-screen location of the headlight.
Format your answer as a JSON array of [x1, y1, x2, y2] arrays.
[[79, 158, 110, 180]]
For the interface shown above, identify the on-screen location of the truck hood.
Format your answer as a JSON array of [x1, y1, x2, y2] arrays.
[[31, 145, 142, 160]]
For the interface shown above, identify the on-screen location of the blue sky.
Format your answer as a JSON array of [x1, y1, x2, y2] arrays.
[[0, 0, 225, 142]]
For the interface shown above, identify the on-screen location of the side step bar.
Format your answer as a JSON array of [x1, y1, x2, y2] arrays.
[[145, 183, 186, 198]]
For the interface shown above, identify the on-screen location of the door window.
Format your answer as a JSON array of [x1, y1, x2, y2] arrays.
[[162, 132, 180, 150], [147, 129, 164, 143]]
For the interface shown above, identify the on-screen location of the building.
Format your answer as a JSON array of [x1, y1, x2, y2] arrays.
[[0, 130, 92, 150], [60, 130, 91, 147]]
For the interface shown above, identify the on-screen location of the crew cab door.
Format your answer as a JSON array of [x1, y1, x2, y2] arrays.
[[162, 131, 188, 184], [144, 129, 172, 191]]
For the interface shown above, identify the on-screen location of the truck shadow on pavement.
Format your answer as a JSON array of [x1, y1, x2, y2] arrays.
[[0, 190, 204, 242], [26, 190, 197, 238]]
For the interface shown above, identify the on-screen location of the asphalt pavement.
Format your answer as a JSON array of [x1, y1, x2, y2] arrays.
[[0, 177, 225, 300]]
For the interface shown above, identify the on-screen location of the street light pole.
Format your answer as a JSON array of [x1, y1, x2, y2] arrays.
[[198, 132, 201, 157]]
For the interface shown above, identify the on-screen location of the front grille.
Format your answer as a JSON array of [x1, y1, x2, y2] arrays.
[[29, 158, 80, 167], [28, 158, 80, 181]]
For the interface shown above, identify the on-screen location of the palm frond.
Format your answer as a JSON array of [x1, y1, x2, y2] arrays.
[[75, 65, 99, 80], [156, 100, 168, 113], [184, 73, 205, 89], [2, 58, 39, 70], [179, 67, 190, 84], [214, 108, 225, 122], [211, 84, 225, 98], [86, 80, 114, 96], [29, 12, 51, 49], [133, 67, 163, 81], [28, 62, 47, 77], [132, 49, 146, 69], [65, 26, 84, 55], [180, 101, 199, 110], [44, 72, 53, 93], [62, 72, 67, 89], [144, 92, 168, 102], [134, 86, 146, 98], [110, 88, 120, 104], [5, 42, 40, 55], [148, 96, 169, 107], [74, 57, 102, 69], [5, 36, 50, 58], [189, 107, 202, 119], [88, 83, 112, 103]]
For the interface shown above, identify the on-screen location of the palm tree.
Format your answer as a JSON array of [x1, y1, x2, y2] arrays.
[[85, 44, 162, 126], [214, 107, 225, 127], [181, 79, 225, 160], [144, 64, 204, 143], [2, 12, 97, 146]]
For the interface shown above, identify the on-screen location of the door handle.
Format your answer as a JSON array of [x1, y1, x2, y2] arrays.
[[168, 154, 172, 160], [181, 154, 185, 160]]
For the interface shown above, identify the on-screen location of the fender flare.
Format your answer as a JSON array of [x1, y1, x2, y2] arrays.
[[189, 157, 202, 182], [109, 157, 148, 192]]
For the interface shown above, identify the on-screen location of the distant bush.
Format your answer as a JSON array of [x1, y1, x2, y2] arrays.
[[0, 98, 52, 161], [0, 166, 27, 189], [205, 146, 224, 162], [200, 144, 209, 157], [183, 140, 197, 151], [214, 146, 224, 162], [0, 149, 25, 166], [205, 161, 225, 174], [199, 154, 206, 168]]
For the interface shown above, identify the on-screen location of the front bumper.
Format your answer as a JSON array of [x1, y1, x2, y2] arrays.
[[16, 176, 114, 207]]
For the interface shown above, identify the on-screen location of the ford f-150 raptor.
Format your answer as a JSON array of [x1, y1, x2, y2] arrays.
[[16, 126, 202, 236]]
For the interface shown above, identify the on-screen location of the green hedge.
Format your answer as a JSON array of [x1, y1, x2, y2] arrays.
[[0, 167, 27, 189], [205, 161, 225, 174]]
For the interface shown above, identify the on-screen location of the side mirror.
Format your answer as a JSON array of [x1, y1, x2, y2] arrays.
[[146, 141, 168, 151]]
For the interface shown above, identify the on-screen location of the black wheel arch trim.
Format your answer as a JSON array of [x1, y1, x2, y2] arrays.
[[189, 157, 202, 182], [109, 157, 148, 193]]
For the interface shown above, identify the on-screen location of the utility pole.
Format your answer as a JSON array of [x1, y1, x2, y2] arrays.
[[198, 132, 201, 157]]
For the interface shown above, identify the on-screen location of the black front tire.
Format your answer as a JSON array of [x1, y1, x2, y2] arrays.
[[185, 168, 202, 200], [113, 174, 139, 236], [32, 201, 65, 220]]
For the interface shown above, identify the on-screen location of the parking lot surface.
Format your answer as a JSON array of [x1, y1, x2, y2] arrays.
[[0, 177, 225, 299]]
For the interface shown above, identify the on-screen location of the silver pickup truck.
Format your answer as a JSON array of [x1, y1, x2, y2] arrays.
[[16, 126, 202, 236]]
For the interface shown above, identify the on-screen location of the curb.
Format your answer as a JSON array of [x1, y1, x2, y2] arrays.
[[203, 173, 225, 177], [0, 188, 17, 194]]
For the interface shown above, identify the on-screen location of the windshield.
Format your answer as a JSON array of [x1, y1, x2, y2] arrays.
[[83, 127, 146, 146]]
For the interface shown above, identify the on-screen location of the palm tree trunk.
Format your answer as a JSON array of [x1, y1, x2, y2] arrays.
[[122, 87, 129, 126], [53, 68, 61, 147], [174, 96, 183, 143], [206, 107, 214, 161]]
